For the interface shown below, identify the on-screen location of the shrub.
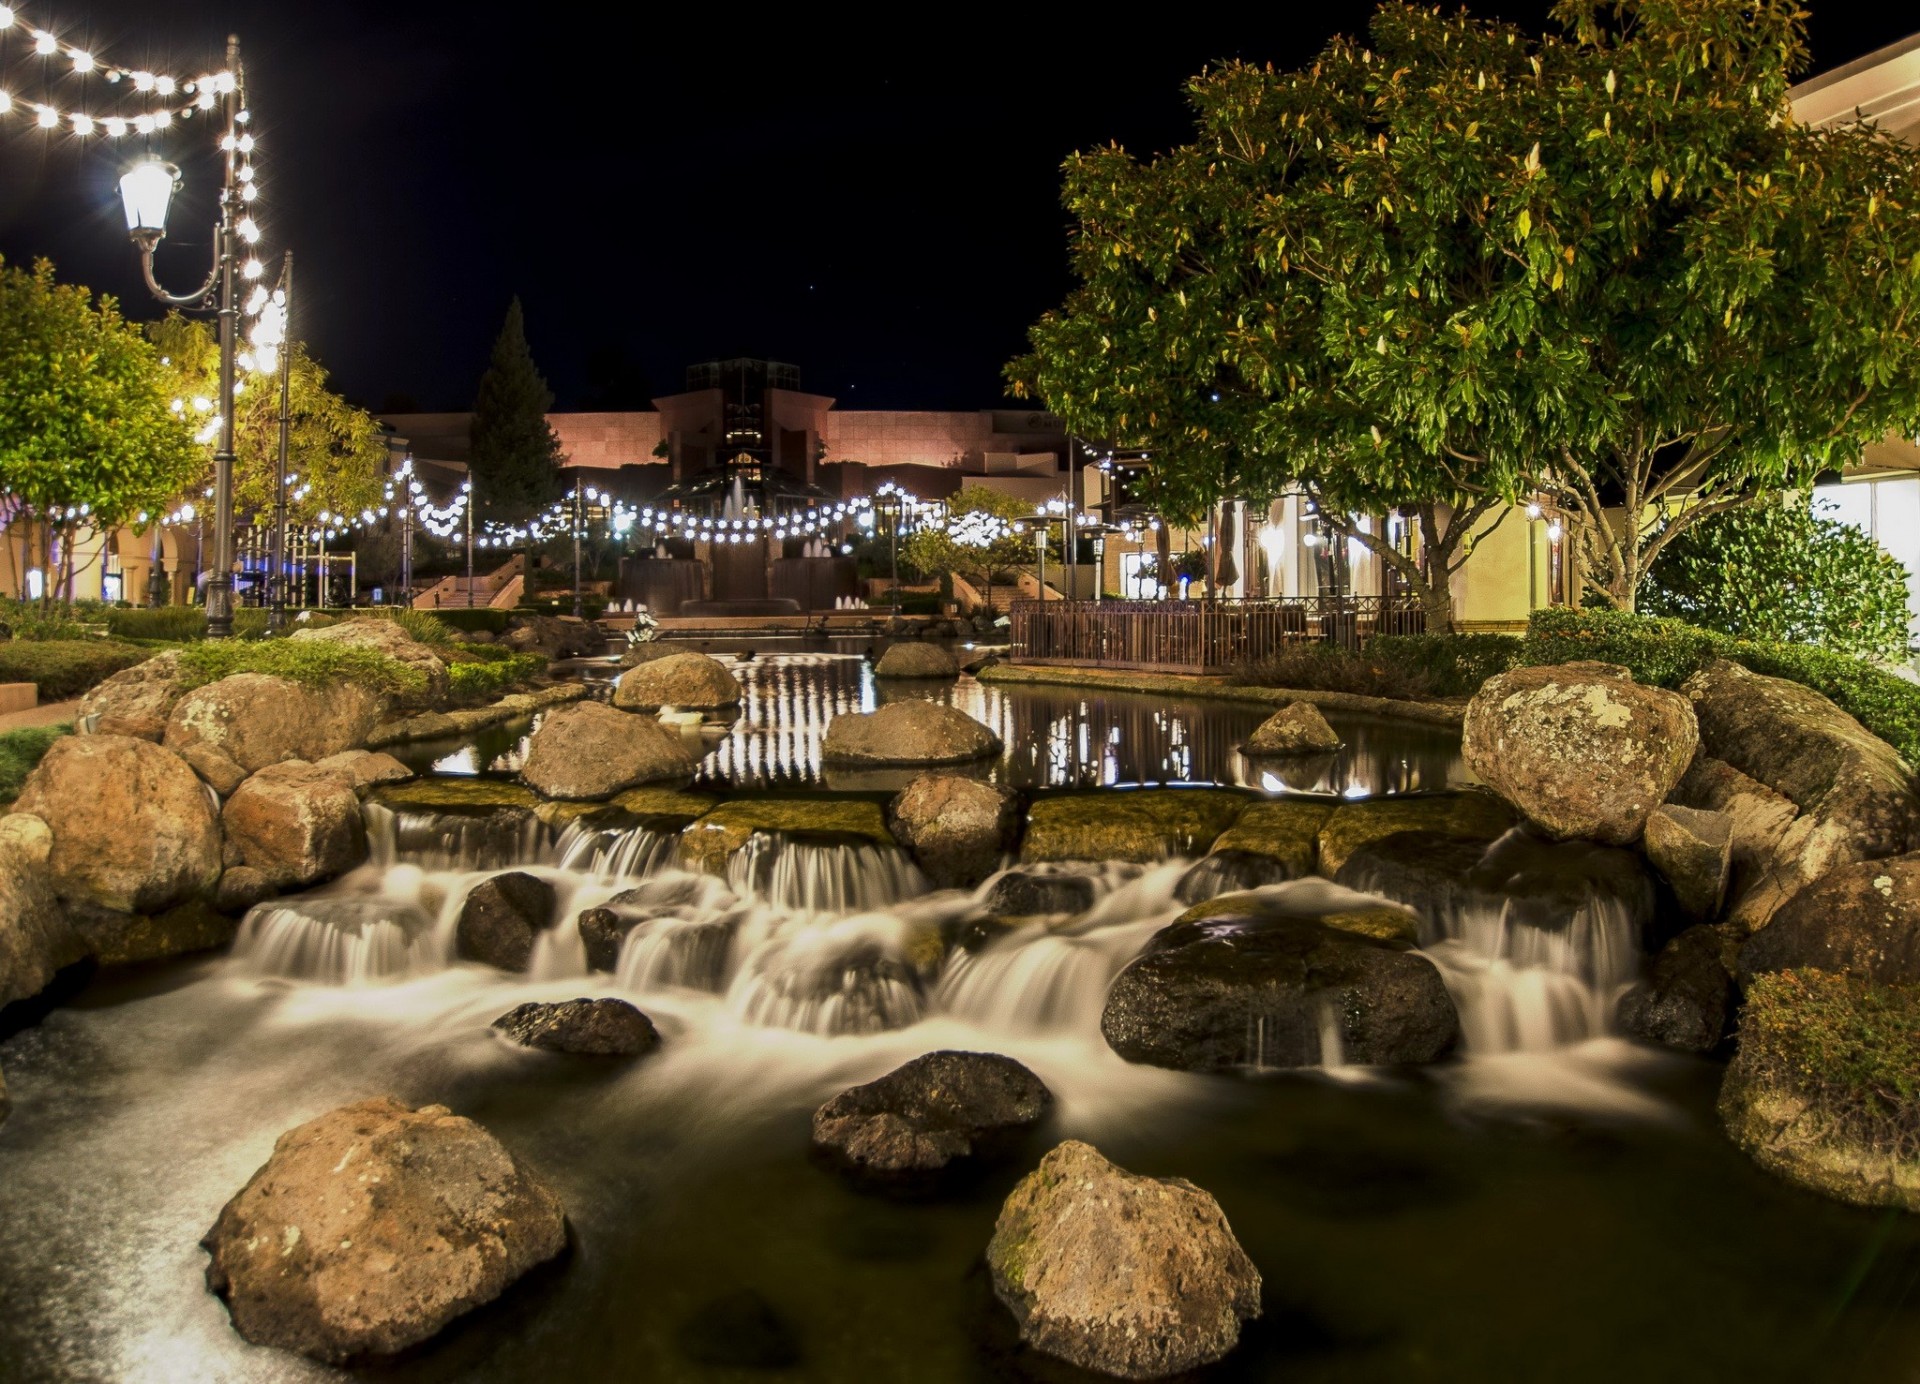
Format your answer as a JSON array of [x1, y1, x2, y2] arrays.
[[1231, 642, 1435, 699], [1644, 497, 1911, 662], [1732, 639, 1920, 768], [1368, 633, 1522, 698], [0, 600, 96, 641], [0, 723, 69, 806], [447, 652, 546, 702], [0, 640, 150, 698], [428, 607, 512, 635], [1737, 970, 1920, 1161], [103, 605, 208, 642], [175, 640, 427, 699]]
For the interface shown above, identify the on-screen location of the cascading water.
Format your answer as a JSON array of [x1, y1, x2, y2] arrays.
[[232, 895, 440, 985], [725, 830, 927, 913], [554, 817, 681, 880], [365, 801, 548, 871]]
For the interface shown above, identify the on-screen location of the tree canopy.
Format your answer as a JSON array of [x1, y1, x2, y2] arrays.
[[470, 298, 564, 522], [1011, 0, 1920, 617], [0, 258, 200, 534], [149, 315, 388, 530]]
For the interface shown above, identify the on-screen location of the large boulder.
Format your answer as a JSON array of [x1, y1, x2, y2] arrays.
[[611, 651, 743, 711], [492, 997, 659, 1055], [1020, 789, 1248, 864], [1667, 755, 1801, 913], [1738, 853, 1920, 985], [1618, 924, 1737, 1053], [1720, 970, 1920, 1210], [1643, 803, 1732, 923], [0, 813, 83, 1008], [289, 618, 450, 708], [1463, 662, 1698, 845], [455, 871, 558, 972], [76, 650, 186, 740], [811, 1050, 1052, 1178], [14, 734, 222, 913], [1243, 701, 1341, 755], [1101, 892, 1455, 1070], [313, 749, 413, 797], [987, 1140, 1261, 1379], [888, 775, 1017, 888], [202, 1096, 567, 1363], [821, 701, 1001, 766], [519, 701, 697, 800], [165, 673, 383, 774], [221, 762, 367, 890], [1683, 659, 1920, 926], [873, 642, 959, 679]]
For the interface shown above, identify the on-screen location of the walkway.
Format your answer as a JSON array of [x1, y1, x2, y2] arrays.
[[0, 698, 80, 734]]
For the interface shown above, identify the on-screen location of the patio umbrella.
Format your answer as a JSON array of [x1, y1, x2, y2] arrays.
[[1214, 506, 1239, 590]]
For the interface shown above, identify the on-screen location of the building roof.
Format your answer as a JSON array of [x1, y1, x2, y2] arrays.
[[1792, 32, 1920, 141]]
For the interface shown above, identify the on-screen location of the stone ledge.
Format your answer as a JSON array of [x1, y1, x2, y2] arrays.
[[364, 682, 592, 748], [977, 663, 1465, 727]]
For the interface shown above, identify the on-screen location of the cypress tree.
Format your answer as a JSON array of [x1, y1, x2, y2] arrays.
[[469, 298, 563, 520]]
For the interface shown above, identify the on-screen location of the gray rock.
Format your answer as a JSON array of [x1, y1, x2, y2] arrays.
[[611, 651, 743, 711], [822, 701, 1001, 766], [492, 997, 659, 1055], [179, 741, 249, 797], [1668, 755, 1800, 911], [1643, 803, 1732, 922], [1738, 853, 1920, 985], [1618, 925, 1736, 1053], [811, 1050, 1052, 1178], [987, 1140, 1261, 1379], [519, 701, 697, 800], [873, 643, 959, 679], [221, 761, 367, 890], [888, 775, 1017, 888], [1243, 701, 1342, 755], [1464, 662, 1698, 845], [203, 1096, 567, 1363], [1683, 659, 1920, 927], [455, 872, 558, 972], [165, 673, 383, 774], [213, 865, 278, 915]]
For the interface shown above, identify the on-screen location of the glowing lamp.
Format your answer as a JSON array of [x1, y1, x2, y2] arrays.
[[118, 160, 180, 243]]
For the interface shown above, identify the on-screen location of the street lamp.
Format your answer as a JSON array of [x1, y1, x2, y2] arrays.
[[117, 36, 245, 638]]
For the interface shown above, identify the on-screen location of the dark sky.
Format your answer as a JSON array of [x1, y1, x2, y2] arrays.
[[1, 3, 1912, 413]]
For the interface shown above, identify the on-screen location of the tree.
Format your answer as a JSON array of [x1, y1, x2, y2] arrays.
[[470, 298, 564, 522], [899, 486, 1043, 610], [148, 315, 387, 530], [1642, 495, 1911, 661], [1012, 1, 1920, 619], [0, 259, 201, 605]]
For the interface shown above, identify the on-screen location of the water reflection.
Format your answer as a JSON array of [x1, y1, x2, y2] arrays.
[[401, 650, 1468, 797]]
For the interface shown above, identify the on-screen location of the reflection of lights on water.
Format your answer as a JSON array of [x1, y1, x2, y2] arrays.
[[431, 748, 482, 776], [1343, 782, 1369, 798]]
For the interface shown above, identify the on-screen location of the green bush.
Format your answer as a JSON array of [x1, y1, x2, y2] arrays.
[[1368, 633, 1522, 698], [0, 640, 150, 698], [447, 652, 546, 702], [1520, 607, 1920, 764], [175, 640, 427, 699], [0, 600, 97, 641], [1739, 970, 1920, 1160], [895, 591, 945, 615], [102, 606, 331, 642], [1644, 497, 1912, 662], [0, 723, 69, 806], [1231, 642, 1435, 699], [427, 607, 512, 635]]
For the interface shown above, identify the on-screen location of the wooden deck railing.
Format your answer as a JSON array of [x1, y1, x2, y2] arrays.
[[1008, 597, 1425, 673]]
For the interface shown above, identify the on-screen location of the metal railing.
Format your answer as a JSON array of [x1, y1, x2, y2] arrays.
[[1009, 596, 1425, 673]]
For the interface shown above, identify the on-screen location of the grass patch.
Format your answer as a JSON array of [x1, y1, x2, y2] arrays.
[[350, 607, 456, 648], [1738, 970, 1920, 1161], [446, 651, 546, 702], [174, 640, 427, 699], [0, 640, 151, 698], [0, 723, 69, 807]]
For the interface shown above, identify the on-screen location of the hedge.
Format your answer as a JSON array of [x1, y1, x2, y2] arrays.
[[1368, 633, 1523, 698], [424, 607, 513, 635], [0, 723, 69, 807], [1520, 607, 1920, 765], [1232, 632, 1522, 700], [0, 640, 151, 699]]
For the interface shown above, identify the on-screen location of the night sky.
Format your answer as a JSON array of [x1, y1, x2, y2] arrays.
[[0, 3, 1912, 413]]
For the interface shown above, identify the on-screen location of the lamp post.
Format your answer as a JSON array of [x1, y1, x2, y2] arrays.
[[268, 251, 292, 631], [117, 35, 245, 638], [464, 480, 475, 607], [572, 481, 584, 619]]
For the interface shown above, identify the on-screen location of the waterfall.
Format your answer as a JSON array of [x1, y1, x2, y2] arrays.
[[554, 818, 681, 880], [364, 802, 548, 872], [723, 907, 929, 1035], [725, 832, 926, 913], [232, 898, 440, 985], [1343, 829, 1651, 1053]]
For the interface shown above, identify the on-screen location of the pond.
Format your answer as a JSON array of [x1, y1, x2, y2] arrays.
[[0, 651, 1915, 1383]]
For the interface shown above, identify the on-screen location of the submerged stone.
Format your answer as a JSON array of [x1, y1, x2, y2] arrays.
[[493, 997, 660, 1056], [1208, 799, 1333, 879], [678, 799, 895, 876], [676, 1289, 802, 1370], [981, 870, 1096, 918], [1314, 792, 1513, 878], [1020, 788, 1249, 864], [812, 1050, 1052, 1179], [987, 1140, 1261, 1379], [370, 778, 541, 812]]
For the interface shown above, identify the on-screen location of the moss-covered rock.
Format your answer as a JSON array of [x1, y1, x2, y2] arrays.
[[1209, 799, 1334, 877], [678, 799, 896, 876], [1315, 792, 1514, 878], [1720, 969, 1920, 1210], [370, 779, 541, 812], [1174, 892, 1419, 946], [609, 786, 721, 822], [1020, 789, 1249, 864]]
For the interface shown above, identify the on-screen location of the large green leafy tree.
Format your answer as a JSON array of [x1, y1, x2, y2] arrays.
[[1013, 1, 1920, 619], [1643, 495, 1912, 660], [0, 258, 201, 604], [149, 315, 387, 529], [470, 298, 564, 523]]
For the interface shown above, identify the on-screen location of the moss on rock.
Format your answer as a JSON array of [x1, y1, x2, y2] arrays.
[[1174, 891, 1419, 946], [679, 798, 895, 876], [1209, 800, 1334, 877], [1020, 789, 1250, 864], [1316, 792, 1514, 878], [1720, 969, 1920, 1210], [370, 779, 542, 813], [609, 786, 721, 821]]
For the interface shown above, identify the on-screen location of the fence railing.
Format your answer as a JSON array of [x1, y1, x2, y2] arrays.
[[1008, 596, 1425, 673]]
